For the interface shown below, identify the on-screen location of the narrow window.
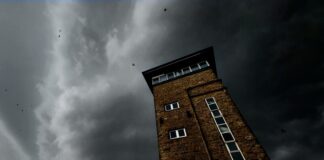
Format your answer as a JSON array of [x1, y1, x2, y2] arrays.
[[169, 128, 187, 139], [205, 97, 246, 160]]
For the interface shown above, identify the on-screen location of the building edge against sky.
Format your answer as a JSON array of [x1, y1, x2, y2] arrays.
[[143, 47, 269, 160]]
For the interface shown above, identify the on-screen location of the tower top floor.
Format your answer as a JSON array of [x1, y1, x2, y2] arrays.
[[142, 47, 218, 92]]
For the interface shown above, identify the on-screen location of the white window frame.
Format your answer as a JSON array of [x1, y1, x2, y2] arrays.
[[151, 60, 210, 85], [169, 128, 187, 139], [205, 97, 245, 160], [164, 102, 180, 111]]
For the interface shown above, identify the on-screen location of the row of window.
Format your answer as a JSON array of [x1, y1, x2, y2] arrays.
[[205, 97, 245, 160], [152, 61, 210, 85]]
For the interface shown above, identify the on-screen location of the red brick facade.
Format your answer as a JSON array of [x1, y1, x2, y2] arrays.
[[153, 69, 269, 160]]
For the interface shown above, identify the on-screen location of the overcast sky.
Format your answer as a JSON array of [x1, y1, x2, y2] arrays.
[[0, 0, 323, 160]]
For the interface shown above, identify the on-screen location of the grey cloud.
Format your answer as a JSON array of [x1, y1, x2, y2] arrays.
[[0, 0, 323, 160]]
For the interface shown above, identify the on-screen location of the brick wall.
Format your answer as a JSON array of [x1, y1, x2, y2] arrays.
[[153, 69, 269, 160]]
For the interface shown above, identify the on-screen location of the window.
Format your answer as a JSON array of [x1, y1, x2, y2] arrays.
[[231, 152, 244, 160], [152, 77, 159, 84], [169, 128, 187, 139], [165, 102, 179, 111], [198, 61, 209, 68], [151, 60, 210, 85], [205, 97, 246, 160], [182, 67, 191, 74], [159, 74, 167, 82], [174, 70, 182, 77], [190, 64, 199, 72], [167, 72, 175, 79], [219, 124, 230, 133]]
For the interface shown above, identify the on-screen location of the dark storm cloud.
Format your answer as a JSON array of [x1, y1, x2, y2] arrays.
[[0, 3, 52, 159], [0, 0, 322, 160]]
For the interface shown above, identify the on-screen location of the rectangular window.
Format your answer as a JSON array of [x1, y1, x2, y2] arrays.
[[167, 72, 175, 79], [219, 124, 230, 133], [206, 98, 215, 105], [227, 142, 238, 151], [165, 102, 179, 111], [231, 152, 244, 160], [159, 74, 167, 82], [198, 61, 209, 68], [215, 117, 225, 124], [222, 133, 234, 142], [152, 77, 159, 84], [174, 70, 182, 77], [169, 128, 187, 139], [190, 64, 199, 72], [182, 67, 191, 74]]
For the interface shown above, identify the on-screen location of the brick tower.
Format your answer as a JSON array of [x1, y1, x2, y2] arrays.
[[142, 47, 269, 160]]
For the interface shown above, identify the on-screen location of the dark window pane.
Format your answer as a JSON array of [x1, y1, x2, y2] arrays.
[[152, 77, 159, 84], [206, 98, 215, 105], [160, 75, 167, 82], [182, 67, 190, 74], [169, 131, 176, 139], [190, 64, 199, 71], [167, 72, 174, 79], [175, 70, 182, 77], [222, 133, 234, 141], [165, 104, 171, 111], [215, 117, 225, 124], [178, 129, 185, 137], [212, 110, 221, 117], [227, 142, 238, 151], [199, 61, 209, 68], [219, 124, 229, 133], [172, 102, 179, 109], [231, 152, 244, 160], [209, 104, 217, 110]]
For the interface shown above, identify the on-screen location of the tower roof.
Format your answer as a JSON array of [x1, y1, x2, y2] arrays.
[[142, 47, 217, 92]]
